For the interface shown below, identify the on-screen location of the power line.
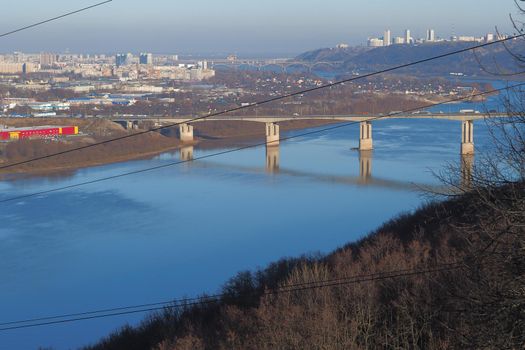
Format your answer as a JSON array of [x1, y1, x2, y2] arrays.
[[0, 1, 112, 39], [0, 263, 462, 331], [0, 32, 523, 171], [1, 264, 442, 327], [1, 82, 523, 204]]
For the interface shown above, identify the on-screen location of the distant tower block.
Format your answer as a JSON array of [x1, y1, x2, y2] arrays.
[[461, 120, 474, 155], [384, 29, 392, 46], [266, 144, 280, 173], [359, 150, 373, 181], [359, 121, 373, 151], [266, 122, 280, 146], [405, 29, 411, 44], [179, 123, 194, 142], [180, 146, 194, 161]]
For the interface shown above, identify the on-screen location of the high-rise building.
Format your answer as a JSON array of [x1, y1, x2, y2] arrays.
[[116, 53, 133, 67], [13, 52, 24, 63], [116, 54, 126, 67], [405, 29, 411, 45], [0, 63, 24, 74], [368, 38, 384, 47], [22, 63, 39, 74], [426, 29, 436, 42], [393, 37, 405, 45], [457, 36, 477, 42], [40, 53, 57, 67], [125, 53, 133, 64], [139, 53, 153, 65], [383, 30, 391, 46]]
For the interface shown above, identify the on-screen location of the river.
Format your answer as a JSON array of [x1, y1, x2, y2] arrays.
[[0, 87, 509, 349]]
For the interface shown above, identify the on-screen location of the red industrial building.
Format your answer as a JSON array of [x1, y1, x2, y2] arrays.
[[0, 126, 79, 141]]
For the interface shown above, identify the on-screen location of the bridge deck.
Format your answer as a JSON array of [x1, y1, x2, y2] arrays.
[[112, 113, 507, 124]]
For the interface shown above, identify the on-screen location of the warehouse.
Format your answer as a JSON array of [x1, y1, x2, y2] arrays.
[[0, 125, 78, 141]]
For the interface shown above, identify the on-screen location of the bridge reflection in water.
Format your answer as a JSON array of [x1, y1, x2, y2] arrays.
[[176, 143, 473, 193], [266, 145, 280, 173], [359, 150, 373, 182], [179, 146, 194, 162], [264, 144, 472, 189]]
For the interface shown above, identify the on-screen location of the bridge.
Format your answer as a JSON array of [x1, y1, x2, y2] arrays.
[[209, 59, 344, 73], [112, 112, 503, 158]]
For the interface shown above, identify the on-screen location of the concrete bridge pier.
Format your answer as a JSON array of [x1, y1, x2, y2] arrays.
[[113, 120, 135, 130], [122, 120, 140, 130], [266, 122, 280, 146], [179, 123, 194, 142], [359, 150, 373, 182], [359, 121, 373, 151], [461, 120, 474, 155], [266, 144, 280, 173], [180, 146, 194, 161]]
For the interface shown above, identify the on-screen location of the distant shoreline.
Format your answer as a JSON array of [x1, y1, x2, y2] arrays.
[[0, 119, 339, 179]]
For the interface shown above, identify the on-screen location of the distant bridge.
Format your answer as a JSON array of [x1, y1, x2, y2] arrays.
[[210, 59, 344, 73]]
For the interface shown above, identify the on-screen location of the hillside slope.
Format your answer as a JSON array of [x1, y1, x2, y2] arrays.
[[297, 41, 525, 76], [84, 181, 525, 350]]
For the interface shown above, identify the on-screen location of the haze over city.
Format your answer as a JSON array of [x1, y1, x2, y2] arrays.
[[0, 0, 518, 55]]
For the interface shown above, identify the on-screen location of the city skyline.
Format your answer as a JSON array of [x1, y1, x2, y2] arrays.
[[0, 0, 518, 55], [0, 27, 511, 58]]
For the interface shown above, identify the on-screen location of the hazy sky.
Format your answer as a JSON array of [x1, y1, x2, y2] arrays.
[[0, 0, 520, 56]]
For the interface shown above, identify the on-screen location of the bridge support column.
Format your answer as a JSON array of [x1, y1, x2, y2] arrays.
[[180, 146, 194, 161], [461, 120, 474, 155], [359, 150, 373, 182], [179, 123, 194, 142], [359, 121, 373, 151], [266, 122, 280, 146], [124, 121, 134, 130], [266, 144, 280, 173]]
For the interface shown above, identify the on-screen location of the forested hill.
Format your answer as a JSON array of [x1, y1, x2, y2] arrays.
[[85, 180, 525, 350], [296, 41, 525, 76]]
